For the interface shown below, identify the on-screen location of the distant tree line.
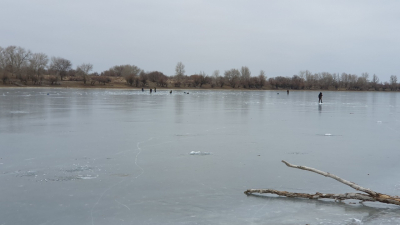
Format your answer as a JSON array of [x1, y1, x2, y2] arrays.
[[0, 45, 398, 91], [171, 62, 267, 89], [100, 65, 168, 87], [268, 70, 398, 91], [0, 45, 99, 86]]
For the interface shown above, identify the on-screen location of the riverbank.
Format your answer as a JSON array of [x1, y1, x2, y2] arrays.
[[0, 76, 396, 92], [0, 76, 269, 91]]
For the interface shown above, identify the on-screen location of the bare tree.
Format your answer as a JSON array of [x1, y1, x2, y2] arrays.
[[0, 47, 4, 71], [371, 74, 380, 90], [118, 65, 141, 86], [198, 71, 209, 87], [3, 46, 31, 78], [48, 75, 59, 85], [258, 70, 267, 88], [211, 70, 220, 88], [175, 62, 185, 81], [240, 66, 251, 88], [191, 74, 201, 87], [139, 71, 148, 87], [361, 72, 369, 82], [147, 71, 165, 83], [298, 70, 306, 80], [121, 65, 141, 78], [50, 57, 72, 80], [125, 74, 135, 86], [224, 69, 240, 88], [112, 65, 125, 76], [390, 75, 398, 91], [29, 53, 48, 82], [218, 76, 225, 88], [76, 63, 93, 84], [303, 70, 315, 89], [0, 47, 8, 84]]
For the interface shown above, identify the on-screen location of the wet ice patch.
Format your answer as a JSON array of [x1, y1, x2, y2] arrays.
[[16, 170, 38, 177], [324, 133, 332, 136], [190, 151, 211, 155], [63, 165, 93, 173], [10, 111, 29, 114]]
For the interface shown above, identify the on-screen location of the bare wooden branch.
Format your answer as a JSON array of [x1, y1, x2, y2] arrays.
[[245, 160, 400, 206], [281, 160, 377, 197], [244, 189, 376, 203]]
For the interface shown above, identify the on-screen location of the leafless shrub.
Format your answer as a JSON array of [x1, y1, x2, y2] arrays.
[[1, 73, 9, 84], [48, 75, 59, 85], [31, 75, 38, 84], [19, 74, 28, 84], [125, 74, 135, 86], [157, 76, 168, 87], [174, 81, 181, 87], [139, 72, 148, 87], [76, 63, 93, 84]]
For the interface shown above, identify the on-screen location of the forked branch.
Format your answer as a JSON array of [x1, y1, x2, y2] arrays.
[[245, 160, 400, 206]]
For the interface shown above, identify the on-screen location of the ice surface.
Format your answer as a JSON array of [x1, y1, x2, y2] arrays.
[[1, 89, 400, 225]]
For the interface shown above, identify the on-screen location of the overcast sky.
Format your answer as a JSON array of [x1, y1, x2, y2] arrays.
[[1, 0, 399, 81]]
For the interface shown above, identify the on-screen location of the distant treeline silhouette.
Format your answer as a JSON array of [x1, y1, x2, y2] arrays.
[[268, 70, 398, 91], [0, 45, 398, 91]]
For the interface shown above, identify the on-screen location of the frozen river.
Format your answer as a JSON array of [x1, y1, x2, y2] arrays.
[[1, 88, 400, 225]]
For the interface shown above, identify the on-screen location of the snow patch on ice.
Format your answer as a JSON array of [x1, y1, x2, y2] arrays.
[[77, 175, 98, 180], [190, 151, 211, 155]]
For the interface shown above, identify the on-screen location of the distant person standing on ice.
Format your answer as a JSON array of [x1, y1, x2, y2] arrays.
[[318, 92, 323, 103]]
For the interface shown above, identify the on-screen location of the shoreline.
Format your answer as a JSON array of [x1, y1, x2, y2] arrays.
[[0, 80, 397, 92], [0, 85, 396, 93]]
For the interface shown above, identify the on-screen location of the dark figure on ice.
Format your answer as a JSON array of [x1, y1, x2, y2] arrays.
[[287, 90, 289, 94], [318, 92, 323, 103], [142, 88, 144, 92], [150, 89, 152, 93], [170, 90, 172, 94], [154, 88, 156, 93]]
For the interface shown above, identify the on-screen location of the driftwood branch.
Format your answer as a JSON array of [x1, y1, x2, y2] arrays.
[[281, 160, 377, 197], [245, 160, 400, 206]]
